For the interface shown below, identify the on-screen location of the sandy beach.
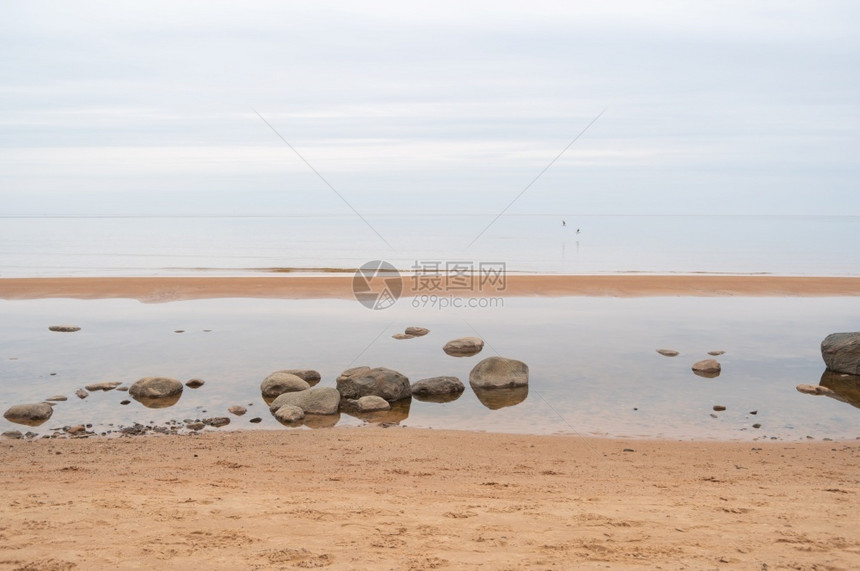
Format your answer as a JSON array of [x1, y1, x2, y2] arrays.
[[1, 274, 859, 302], [0, 428, 857, 570]]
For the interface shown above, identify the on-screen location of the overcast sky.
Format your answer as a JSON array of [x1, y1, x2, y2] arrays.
[[1, 1, 858, 216]]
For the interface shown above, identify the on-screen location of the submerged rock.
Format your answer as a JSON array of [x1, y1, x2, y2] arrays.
[[46, 395, 68, 402], [185, 379, 205, 388], [443, 337, 484, 357], [203, 417, 230, 428], [821, 332, 860, 375], [269, 387, 341, 415], [3, 403, 54, 426], [75, 389, 89, 399], [85, 382, 122, 392], [692, 359, 721, 378], [336, 367, 411, 402], [341, 399, 410, 425], [656, 349, 679, 357], [48, 325, 80, 332], [228, 405, 247, 416], [392, 333, 416, 340], [708, 350, 726, 356], [469, 357, 529, 389], [411, 376, 465, 397], [796, 384, 834, 396], [405, 326, 430, 337]]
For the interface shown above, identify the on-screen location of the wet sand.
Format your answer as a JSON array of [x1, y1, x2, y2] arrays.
[[0, 428, 857, 569], [1, 274, 859, 302]]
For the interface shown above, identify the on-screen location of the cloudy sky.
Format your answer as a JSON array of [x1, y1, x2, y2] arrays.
[[2, 0, 858, 216]]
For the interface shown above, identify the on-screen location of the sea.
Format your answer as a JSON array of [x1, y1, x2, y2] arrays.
[[1, 214, 859, 277], [1, 214, 859, 440]]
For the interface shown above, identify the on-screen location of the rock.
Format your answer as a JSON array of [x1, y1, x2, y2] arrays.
[[473, 386, 529, 410], [64, 425, 86, 435], [249, 417, 262, 424], [819, 370, 860, 409], [411, 376, 465, 397], [129, 377, 184, 408], [692, 359, 721, 378], [279, 369, 322, 386], [405, 327, 430, 337], [203, 417, 230, 428], [752, 423, 761, 429], [657, 349, 679, 357], [2, 430, 23, 439], [48, 325, 80, 332], [117, 386, 128, 392], [129, 377, 184, 399], [187, 422, 205, 431], [469, 357, 529, 389], [269, 387, 341, 415], [713, 405, 726, 411], [796, 384, 834, 396], [185, 379, 205, 388], [3, 403, 54, 426], [228, 405, 247, 416], [274, 405, 305, 424], [261, 372, 311, 399], [120, 400, 130, 405], [708, 350, 726, 356], [336, 367, 411, 402], [85, 382, 122, 392], [392, 333, 415, 340], [354, 396, 391, 412], [46, 395, 68, 402], [443, 337, 484, 357], [821, 332, 860, 375], [75, 389, 88, 399]]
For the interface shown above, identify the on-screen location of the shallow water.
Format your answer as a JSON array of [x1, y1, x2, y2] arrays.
[[1, 295, 858, 441]]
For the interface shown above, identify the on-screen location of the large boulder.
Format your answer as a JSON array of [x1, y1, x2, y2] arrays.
[[821, 333, 860, 375], [443, 337, 484, 357], [411, 376, 465, 397], [269, 387, 340, 415], [469, 357, 529, 389], [129, 377, 183, 399], [261, 372, 311, 399], [3, 403, 54, 426], [336, 367, 411, 402]]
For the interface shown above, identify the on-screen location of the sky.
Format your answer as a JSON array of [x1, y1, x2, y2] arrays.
[[1, 0, 858, 216]]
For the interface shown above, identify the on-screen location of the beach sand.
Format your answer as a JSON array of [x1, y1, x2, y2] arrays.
[[0, 428, 858, 570], [1, 274, 859, 302]]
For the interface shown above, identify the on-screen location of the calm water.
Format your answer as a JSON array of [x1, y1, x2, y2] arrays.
[[1, 214, 859, 277], [1, 296, 858, 440]]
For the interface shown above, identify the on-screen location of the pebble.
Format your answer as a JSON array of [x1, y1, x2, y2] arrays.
[[185, 379, 205, 388], [713, 405, 726, 412], [49, 325, 81, 332]]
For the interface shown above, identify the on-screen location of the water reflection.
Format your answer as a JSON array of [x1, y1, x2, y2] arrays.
[[132, 393, 182, 409], [413, 392, 463, 404], [472, 386, 529, 410], [341, 399, 412, 424], [819, 370, 860, 409]]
